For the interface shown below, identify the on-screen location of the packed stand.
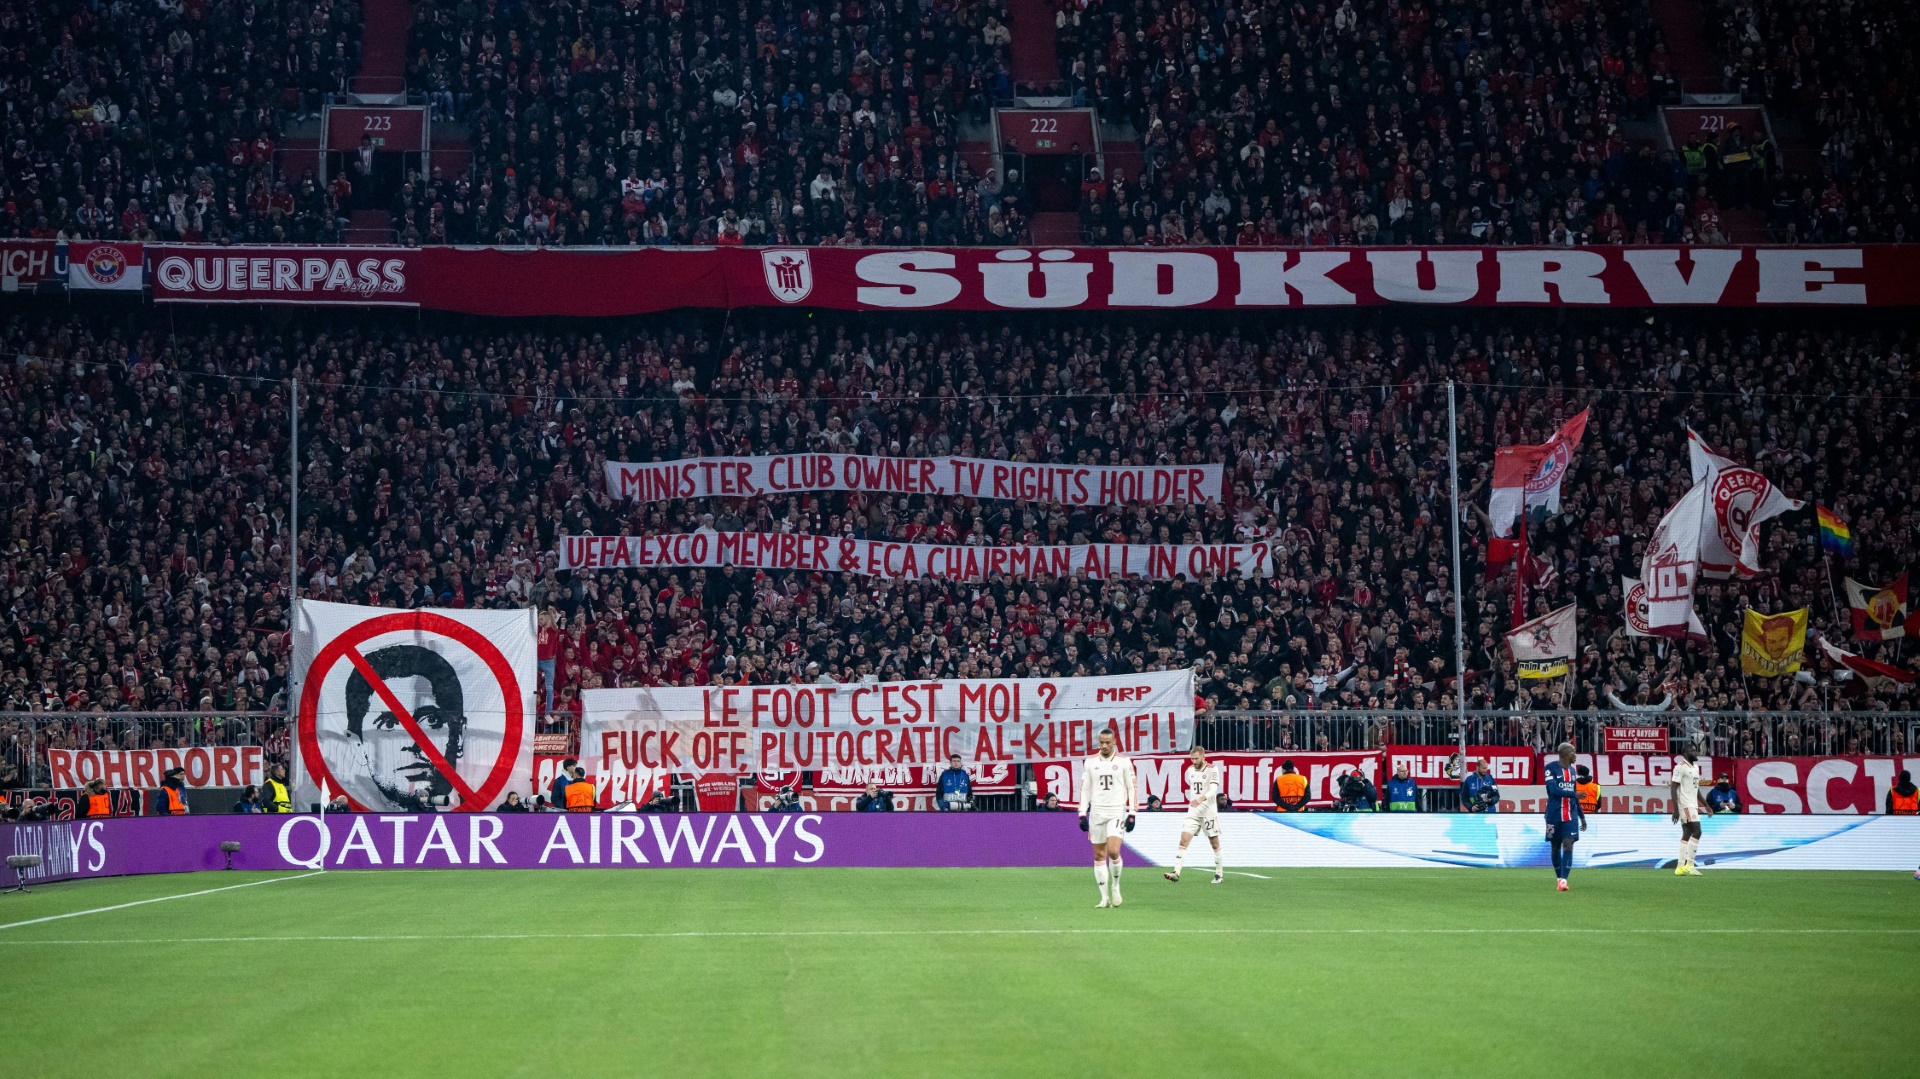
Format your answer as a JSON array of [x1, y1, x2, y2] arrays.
[[0, 0, 361, 244], [0, 305, 1913, 766], [1051, 0, 1714, 245], [1705, 0, 1920, 241], [403, 0, 1028, 245]]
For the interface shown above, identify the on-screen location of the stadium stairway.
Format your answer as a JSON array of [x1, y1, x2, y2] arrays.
[[354, 0, 413, 98], [1648, 0, 1769, 240], [1008, 0, 1061, 96]]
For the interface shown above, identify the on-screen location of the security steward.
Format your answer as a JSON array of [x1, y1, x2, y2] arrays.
[[564, 766, 597, 813], [1576, 765, 1602, 816], [261, 763, 293, 813], [156, 766, 189, 815], [1889, 770, 1919, 815], [1271, 759, 1309, 811], [80, 778, 113, 819]]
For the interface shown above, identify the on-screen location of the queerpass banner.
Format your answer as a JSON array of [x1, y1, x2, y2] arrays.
[[45, 747, 266, 790], [603, 455, 1220, 506], [141, 245, 1920, 311], [1734, 755, 1920, 814], [557, 532, 1270, 581], [1384, 745, 1537, 788], [1036, 750, 1381, 810], [581, 672, 1194, 784], [8, 813, 1919, 883]]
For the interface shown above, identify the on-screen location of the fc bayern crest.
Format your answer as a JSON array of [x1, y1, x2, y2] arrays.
[[1626, 579, 1653, 634], [761, 249, 813, 303]]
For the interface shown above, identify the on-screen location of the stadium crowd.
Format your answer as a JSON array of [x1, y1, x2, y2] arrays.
[[1703, 0, 1920, 242], [0, 0, 362, 245], [402, 0, 1026, 246], [0, 302, 1915, 788]]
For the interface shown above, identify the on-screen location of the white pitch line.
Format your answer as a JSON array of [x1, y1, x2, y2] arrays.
[[3, 926, 1918, 945], [0, 872, 325, 932], [1228, 871, 1272, 879]]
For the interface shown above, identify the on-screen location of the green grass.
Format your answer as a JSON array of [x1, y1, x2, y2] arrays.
[[1, 868, 1915, 1078]]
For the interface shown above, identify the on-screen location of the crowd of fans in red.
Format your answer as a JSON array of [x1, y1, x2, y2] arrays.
[[0, 0, 362, 245], [1, 302, 1915, 789], [1, 0, 1915, 246]]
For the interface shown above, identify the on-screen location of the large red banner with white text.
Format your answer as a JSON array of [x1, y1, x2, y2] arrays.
[[1384, 745, 1537, 787], [142, 245, 1920, 312], [604, 455, 1220, 505], [46, 747, 265, 789], [558, 532, 1269, 581], [1734, 755, 1920, 814], [1037, 750, 1381, 810]]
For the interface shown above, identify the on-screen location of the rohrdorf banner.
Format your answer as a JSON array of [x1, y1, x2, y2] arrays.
[[581, 671, 1194, 784], [604, 454, 1220, 505], [557, 531, 1271, 581]]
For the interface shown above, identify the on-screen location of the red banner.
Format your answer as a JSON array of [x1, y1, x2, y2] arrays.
[[0, 239, 59, 289], [45, 747, 264, 790], [690, 773, 740, 812], [143, 244, 1920, 312], [1383, 745, 1537, 787], [1555, 751, 1717, 790], [1036, 750, 1381, 810], [1734, 755, 1920, 814], [1603, 726, 1670, 753]]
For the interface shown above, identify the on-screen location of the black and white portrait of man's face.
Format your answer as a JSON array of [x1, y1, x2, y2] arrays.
[[345, 645, 468, 811]]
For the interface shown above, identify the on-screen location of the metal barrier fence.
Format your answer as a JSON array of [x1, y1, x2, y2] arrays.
[[4, 709, 1916, 792]]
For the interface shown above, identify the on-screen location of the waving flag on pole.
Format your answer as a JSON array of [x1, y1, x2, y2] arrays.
[[1639, 480, 1710, 642], [1817, 505, 1853, 557], [1817, 635, 1917, 688], [1686, 429, 1804, 579], [1489, 409, 1590, 537], [1844, 574, 1920, 641], [1507, 603, 1577, 678]]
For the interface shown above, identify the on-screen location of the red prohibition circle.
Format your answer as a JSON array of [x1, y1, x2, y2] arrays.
[[298, 610, 526, 813]]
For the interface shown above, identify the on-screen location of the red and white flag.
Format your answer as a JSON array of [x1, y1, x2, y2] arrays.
[[1488, 409, 1589, 537], [1638, 481, 1710, 642], [1816, 635, 1917, 688], [1686, 429, 1803, 579]]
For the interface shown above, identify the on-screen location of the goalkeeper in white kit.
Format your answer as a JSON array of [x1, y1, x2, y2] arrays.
[[1165, 745, 1224, 884], [1078, 728, 1138, 908]]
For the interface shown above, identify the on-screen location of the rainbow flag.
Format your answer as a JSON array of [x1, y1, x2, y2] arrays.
[[1817, 504, 1853, 557]]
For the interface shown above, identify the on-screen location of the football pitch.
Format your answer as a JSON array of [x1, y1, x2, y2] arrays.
[[1, 867, 1915, 1077]]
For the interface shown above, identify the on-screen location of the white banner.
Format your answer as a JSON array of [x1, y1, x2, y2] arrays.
[[67, 241, 144, 290], [292, 599, 536, 813], [581, 671, 1195, 784], [557, 532, 1271, 580], [603, 455, 1222, 506]]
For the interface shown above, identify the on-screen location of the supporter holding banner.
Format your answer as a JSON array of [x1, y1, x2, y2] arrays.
[[582, 671, 1194, 785], [1038, 750, 1380, 809], [557, 532, 1271, 581], [603, 455, 1222, 506], [1735, 756, 1920, 814]]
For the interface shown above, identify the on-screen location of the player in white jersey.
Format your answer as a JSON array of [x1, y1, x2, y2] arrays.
[[1669, 745, 1711, 875], [1164, 745, 1224, 884], [1078, 728, 1138, 908]]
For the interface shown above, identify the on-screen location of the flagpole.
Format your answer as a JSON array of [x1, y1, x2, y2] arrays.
[[1448, 380, 1468, 760]]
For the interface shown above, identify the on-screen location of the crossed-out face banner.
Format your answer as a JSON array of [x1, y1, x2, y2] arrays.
[[293, 600, 536, 813], [557, 531, 1271, 581], [581, 671, 1194, 794], [604, 455, 1221, 506], [137, 245, 1920, 311]]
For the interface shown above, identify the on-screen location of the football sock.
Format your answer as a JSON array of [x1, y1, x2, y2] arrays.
[[1561, 843, 1572, 881], [1110, 854, 1123, 882], [1678, 838, 1689, 868], [1213, 847, 1223, 875], [1094, 862, 1108, 900], [1172, 849, 1186, 874]]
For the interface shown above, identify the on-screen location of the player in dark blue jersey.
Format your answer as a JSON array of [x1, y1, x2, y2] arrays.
[[1543, 742, 1586, 891]]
